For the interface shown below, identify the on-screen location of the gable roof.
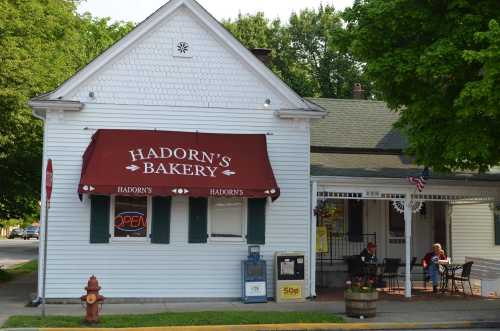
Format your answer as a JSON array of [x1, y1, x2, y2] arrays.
[[32, 0, 317, 113], [308, 98, 406, 150]]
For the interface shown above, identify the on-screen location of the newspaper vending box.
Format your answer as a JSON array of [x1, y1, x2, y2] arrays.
[[241, 245, 267, 303], [274, 252, 305, 302]]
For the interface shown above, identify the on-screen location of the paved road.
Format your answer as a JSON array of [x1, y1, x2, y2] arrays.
[[0, 239, 38, 268]]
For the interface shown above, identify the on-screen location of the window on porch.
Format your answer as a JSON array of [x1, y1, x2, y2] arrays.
[[389, 202, 405, 243], [348, 200, 363, 242]]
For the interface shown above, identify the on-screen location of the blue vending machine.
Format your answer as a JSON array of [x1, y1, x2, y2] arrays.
[[241, 245, 267, 303]]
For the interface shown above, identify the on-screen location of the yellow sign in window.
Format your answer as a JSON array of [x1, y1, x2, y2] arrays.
[[279, 285, 302, 299], [316, 226, 328, 253]]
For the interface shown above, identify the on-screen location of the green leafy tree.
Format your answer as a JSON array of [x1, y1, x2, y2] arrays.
[[287, 5, 371, 98], [0, 0, 133, 220], [224, 6, 370, 98], [344, 0, 500, 172]]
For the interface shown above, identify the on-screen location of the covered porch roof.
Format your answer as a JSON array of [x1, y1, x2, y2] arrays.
[[311, 152, 500, 184], [313, 175, 500, 203]]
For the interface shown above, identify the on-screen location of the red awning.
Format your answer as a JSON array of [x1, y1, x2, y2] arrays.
[[78, 129, 280, 200]]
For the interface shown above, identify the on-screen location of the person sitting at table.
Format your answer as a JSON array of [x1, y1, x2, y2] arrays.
[[359, 242, 378, 281], [360, 242, 378, 264], [422, 243, 448, 293]]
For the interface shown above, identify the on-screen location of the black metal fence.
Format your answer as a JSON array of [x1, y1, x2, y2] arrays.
[[317, 232, 377, 264]]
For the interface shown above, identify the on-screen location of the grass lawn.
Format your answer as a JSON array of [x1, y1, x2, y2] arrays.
[[3, 311, 344, 328], [0, 260, 37, 283]]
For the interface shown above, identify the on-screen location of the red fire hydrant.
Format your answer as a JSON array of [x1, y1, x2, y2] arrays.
[[81, 275, 104, 323]]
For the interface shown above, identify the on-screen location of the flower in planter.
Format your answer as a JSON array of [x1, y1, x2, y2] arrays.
[[345, 277, 376, 293], [314, 200, 336, 219]]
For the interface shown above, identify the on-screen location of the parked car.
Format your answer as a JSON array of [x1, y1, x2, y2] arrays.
[[8, 228, 25, 239], [24, 226, 39, 240]]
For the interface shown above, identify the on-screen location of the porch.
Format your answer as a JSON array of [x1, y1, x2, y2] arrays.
[[310, 176, 500, 298]]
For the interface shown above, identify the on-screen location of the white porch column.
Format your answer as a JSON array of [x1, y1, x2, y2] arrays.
[[404, 194, 412, 298], [310, 181, 318, 297]]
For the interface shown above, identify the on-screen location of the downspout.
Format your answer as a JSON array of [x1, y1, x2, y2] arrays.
[[310, 180, 318, 298], [447, 204, 453, 261], [33, 108, 47, 304]]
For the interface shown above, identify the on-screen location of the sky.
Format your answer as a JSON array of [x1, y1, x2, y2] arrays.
[[77, 0, 355, 23]]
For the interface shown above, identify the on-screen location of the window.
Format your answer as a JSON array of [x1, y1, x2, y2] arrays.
[[112, 196, 149, 239], [209, 197, 246, 241], [389, 202, 405, 238], [348, 200, 363, 242]]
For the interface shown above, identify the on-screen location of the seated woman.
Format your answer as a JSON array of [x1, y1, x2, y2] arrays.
[[422, 243, 449, 293]]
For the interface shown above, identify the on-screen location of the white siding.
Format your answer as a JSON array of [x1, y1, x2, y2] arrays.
[[66, 6, 293, 110], [42, 104, 310, 299], [451, 203, 499, 263]]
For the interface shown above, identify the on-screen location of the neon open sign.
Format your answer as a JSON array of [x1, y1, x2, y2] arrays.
[[114, 211, 146, 232]]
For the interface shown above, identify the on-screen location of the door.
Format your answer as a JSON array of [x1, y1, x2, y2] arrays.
[[434, 202, 447, 251], [386, 201, 405, 261]]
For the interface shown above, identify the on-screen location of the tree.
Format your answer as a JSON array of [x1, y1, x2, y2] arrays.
[[0, 0, 133, 220], [223, 6, 370, 98], [344, 0, 500, 172]]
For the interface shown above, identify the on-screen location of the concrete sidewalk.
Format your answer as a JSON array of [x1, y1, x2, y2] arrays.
[[1, 273, 500, 327]]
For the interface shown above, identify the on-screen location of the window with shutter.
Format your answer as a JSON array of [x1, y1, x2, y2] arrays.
[[112, 196, 148, 238], [188, 197, 208, 243], [151, 196, 171, 244], [247, 198, 266, 244], [90, 195, 110, 243], [209, 197, 246, 242]]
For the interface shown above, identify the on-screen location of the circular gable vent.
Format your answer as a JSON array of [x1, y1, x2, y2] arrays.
[[177, 41, 189, 54]]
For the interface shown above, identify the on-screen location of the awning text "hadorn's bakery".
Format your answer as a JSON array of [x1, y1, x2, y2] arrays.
[[127, 147, 235, 178]]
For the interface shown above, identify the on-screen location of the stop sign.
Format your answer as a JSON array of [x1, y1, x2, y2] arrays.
[[45, 159, 53, 206]]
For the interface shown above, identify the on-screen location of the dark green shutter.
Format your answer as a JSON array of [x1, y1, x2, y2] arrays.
[[188, 197, 208, 243], [90, 195, 110, 243], [495, 205, 500, 246], [151, 196, 171, 244], [247, 198, 266, 244]]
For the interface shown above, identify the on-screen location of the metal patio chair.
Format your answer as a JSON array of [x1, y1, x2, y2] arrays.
[[399, 257, 417, 288], [345, 255, 365, 281], [448, 261, 474, 295], [382, 258, 401, 292]]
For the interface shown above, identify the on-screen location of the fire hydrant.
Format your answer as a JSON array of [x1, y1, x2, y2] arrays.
[[81, 275, 104, 323]]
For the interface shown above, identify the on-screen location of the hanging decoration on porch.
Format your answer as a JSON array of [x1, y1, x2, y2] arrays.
[[313, 200, 336, 219], [392, 199, 424, 214]]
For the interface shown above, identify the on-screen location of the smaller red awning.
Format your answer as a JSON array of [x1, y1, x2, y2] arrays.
[[78, 129, 280, 200]]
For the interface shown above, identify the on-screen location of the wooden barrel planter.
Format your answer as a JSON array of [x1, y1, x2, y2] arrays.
[[345, 291, 378, 318]]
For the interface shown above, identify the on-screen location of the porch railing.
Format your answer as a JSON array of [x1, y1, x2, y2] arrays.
[[317, 232, 377, 265]]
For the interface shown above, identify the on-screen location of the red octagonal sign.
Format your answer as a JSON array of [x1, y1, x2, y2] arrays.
[[45, 159, 53, 206]]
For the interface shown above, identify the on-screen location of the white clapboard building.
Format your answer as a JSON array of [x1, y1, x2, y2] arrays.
[[29, 0, 323, 300], [30, 0, 500, 301]]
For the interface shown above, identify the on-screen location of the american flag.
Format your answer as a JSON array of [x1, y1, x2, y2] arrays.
[[408, 167, 429, 192]]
